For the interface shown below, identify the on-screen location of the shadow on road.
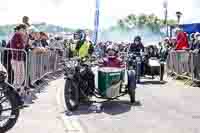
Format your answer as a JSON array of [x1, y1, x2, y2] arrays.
[[139, 80, 167, 85], [24, 70, 63, 106], [68, 100, 142, 116]]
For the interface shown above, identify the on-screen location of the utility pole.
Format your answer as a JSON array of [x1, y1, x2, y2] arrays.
[[93, 0, 100, 45]]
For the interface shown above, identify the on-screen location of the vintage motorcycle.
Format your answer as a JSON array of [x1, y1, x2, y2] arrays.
[[63, 56, 137, 111], [127, 52, 142, 83], [0, 70, 24, 132], [127, 49, 165, 83]]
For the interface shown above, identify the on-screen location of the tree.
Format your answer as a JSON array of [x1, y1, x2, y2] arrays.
[[116, 13, 176, 34], [137, 14, 148, 28], [146, 14, 157, 32], [127, 14, 137, 28], [117, 19, 127, 30]]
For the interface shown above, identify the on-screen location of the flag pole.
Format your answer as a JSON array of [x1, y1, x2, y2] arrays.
[[93, 0, 100, 45]]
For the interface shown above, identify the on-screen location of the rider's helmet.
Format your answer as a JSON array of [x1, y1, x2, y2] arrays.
[[148, 45, 155, 55], [134, 36, 142, 42], [106, 44, 118, 57], [74, 30, 86, 41], [133, 36, 142, 47]]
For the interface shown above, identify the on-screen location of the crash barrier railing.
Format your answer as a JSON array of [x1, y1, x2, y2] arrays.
[[0, 47, 69, 89], [167, 50, 200, 82], [0, 48, 28, 89]]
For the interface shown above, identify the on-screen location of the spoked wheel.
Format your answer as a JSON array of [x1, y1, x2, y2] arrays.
[[64, 79, 80, 111], [0, 89, 20, 133]]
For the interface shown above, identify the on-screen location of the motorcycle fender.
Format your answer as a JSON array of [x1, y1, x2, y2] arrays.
[[0, 82, 22, 106], [127, 70, 136, 90]]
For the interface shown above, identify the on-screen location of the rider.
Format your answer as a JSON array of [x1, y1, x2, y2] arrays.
[[129, 36, 145, 77], [74, 30, 95, 99], [129, 36, 144, 54], [75, 30, 94, 59], [100, 44, 123, 67], [100, 44, 139, 105]]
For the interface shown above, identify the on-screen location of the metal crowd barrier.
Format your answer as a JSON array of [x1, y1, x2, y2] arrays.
[[28, 48, 68, 85], [0, 47, 68, 89], [167, 50, 200, 82], [0, 48, 28, 89]]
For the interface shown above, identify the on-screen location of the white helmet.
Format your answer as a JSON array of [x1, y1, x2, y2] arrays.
[[106, 44, 118, 52], [195, 32, 200, 39]]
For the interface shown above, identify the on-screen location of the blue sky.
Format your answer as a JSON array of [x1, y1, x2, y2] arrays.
[[0, 0, 199, 29]]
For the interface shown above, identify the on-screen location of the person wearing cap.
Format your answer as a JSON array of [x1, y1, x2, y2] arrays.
[[175, 27, 189, 50]]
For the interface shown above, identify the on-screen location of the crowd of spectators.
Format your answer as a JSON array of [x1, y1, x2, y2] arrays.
[[0, 16, 72, 100]]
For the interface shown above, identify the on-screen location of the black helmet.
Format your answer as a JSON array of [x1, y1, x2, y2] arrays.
[[74, 30, 86, 41], [134, 36, 141, 42]]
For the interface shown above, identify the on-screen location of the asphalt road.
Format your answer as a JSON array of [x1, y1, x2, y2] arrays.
[[66, 77, 200, 133], [8, 76, 200, 133]]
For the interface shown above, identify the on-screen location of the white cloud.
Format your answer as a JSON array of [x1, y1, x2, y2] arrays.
[[0, 0, 198, 29]]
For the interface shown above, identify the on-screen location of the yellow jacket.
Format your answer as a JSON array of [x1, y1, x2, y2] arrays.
[[78, 41, 91, 58]]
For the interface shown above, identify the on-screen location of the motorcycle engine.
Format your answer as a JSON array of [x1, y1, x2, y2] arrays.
[[79, 67, 95, 97], [0, 71, 7, 82]]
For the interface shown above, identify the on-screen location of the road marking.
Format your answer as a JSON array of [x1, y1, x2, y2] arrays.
[[56, 81, 85, 133]]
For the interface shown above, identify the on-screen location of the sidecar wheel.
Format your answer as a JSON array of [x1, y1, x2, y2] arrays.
[[64, 79, 79, 111]]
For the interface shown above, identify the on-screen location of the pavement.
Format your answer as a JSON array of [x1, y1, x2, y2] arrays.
[[7, 75, 200, 133]]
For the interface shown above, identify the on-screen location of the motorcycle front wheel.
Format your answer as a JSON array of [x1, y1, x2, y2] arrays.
[[0, 88, 20, 133], [160, 63, 165, 81], [64, 79, 80, 111]]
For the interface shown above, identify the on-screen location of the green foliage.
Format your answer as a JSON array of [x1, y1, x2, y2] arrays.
[[116, 13, 176, 33]]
